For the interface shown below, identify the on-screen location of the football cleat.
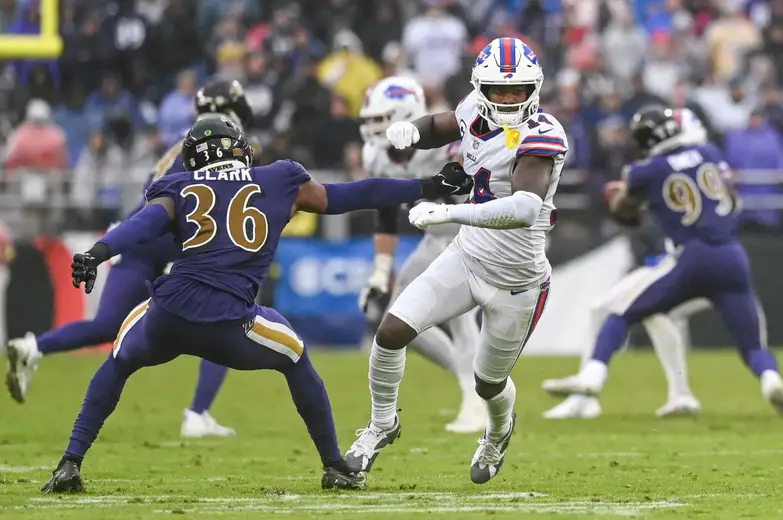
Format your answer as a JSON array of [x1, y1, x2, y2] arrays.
[[40, 459, 84, 494], [541, 374, 600, 397], [6, 332, 41, 403], [344, 415, 401, 473], [470, 412, 516, 485], [655, 395, 702, 417], [542, 395, 602, 419], [321, 460, 367, 490], [761, 371, 783, 415], [446, 391, 488, 433], [181, 409, 236, 438]]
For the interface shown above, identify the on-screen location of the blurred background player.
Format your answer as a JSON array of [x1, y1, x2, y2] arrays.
[[41, 114, 473, 493], [542, 108, 717, 419], [541, 106, 783, 414], [358, 75, 485, 433], [4, 79, 255, 438], [345, 37, 566, 484]]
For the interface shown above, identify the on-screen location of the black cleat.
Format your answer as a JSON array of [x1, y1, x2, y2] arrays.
[[40, 459, 84, 494], [321, 459, 367, 490]]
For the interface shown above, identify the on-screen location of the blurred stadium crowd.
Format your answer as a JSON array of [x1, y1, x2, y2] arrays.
[[0, 0, 782, 239]]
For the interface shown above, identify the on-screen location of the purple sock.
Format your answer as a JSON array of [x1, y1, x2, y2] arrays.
[[747, 349, 779, 378], [283, 352, 341, 466], [592, 314, 629, 365], [190, 360, 228, 414], [65, 355, 129, 459]]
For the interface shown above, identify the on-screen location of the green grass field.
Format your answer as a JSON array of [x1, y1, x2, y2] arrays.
[[1, 350, 782, 519]]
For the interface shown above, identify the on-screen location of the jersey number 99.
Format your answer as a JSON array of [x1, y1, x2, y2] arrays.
[[180, 184, 269, 252], [663, 163, 733, 227]]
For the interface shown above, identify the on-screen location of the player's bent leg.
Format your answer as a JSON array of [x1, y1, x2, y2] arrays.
[[346, 248, 478, 474], [167, 304, 363, 489], [181, 361, 234, 438], [445, 310, 487, 434], [42, 301, 179, 494], [642, 313, 701, 417], [470, 278, 550, 484], [8, 264, 154, 404], [542, 268, 652, 418], [279, 350, 365, 490], [546, 256, 695, 398], [711, 290, 783, 414]]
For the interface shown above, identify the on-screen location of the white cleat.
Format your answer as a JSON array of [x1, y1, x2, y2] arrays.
[[181, 409, 236, 438], [446, 392, 488, 433], [655, 395, 702, 417], [542, 394, 602, 419], [6, 333, 41, 403], [344, 415, 401, 473], [541, 375, 601, 397], [761, 370, 783, 415]]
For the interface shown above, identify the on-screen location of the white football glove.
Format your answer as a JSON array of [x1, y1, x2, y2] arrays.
[[408, 202, 451, 230], [358, 254, 394, 313], [107, 221, 123, 265], [386, 121, 420, 150]]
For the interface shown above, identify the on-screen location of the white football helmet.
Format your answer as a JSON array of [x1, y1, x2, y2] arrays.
[[472, 37, 544, 128], [359, 76, 427, 147]]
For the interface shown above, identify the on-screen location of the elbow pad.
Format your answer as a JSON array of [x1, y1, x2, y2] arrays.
[[375, 206, 399, 234]]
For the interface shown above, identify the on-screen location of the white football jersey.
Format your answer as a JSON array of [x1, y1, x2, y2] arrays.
[[363, 142, 461, 237], [451, 91, 568, 289]]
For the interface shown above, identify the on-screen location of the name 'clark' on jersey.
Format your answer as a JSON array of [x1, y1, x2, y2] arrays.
[[451, 90, 568, 290], [625, 142, 737, 246], [362, 141, 461, 237], [145, 160, 311, 323]]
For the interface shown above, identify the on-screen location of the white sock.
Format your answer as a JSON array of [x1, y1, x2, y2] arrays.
[[486, 377, 516, 443], [447, 310, 480, 396], [644, 314, 693, 399], [410, 326, 456, 372], [580, 360, 608, 390], [369, 340, 406, 430]]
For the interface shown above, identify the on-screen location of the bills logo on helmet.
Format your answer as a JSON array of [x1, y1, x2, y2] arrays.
[[523, 43, 538, 65], [384, 85, 418, 100], [475, 44, 492, 67]]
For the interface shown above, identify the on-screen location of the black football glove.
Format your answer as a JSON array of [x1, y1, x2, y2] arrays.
[[72, 243, 110, 294], [421, 162, 474, 199]]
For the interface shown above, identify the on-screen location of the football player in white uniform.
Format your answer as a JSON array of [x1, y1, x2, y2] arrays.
[[358, 76, 487, 433], [345, 37, 565, 484], [541, 108, 767, 416]]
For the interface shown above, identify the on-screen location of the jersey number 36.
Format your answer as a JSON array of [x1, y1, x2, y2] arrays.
[[663, 163, 733, 226], [180, 184, 269, 252]]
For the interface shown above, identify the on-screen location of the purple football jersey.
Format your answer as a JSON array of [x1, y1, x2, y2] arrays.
[[145, 159, 311, 322], [625, 143, 737, 246]]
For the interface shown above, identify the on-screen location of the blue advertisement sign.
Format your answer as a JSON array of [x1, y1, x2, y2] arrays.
[[274, 237, 421, 346]]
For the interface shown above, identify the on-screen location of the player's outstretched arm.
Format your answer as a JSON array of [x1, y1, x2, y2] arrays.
[[358, 207, 399, 313], [409, 155, 554, 230], [293, 163, 473, 214], [72, 198, 175, 293], [387, 111, 461, 150]]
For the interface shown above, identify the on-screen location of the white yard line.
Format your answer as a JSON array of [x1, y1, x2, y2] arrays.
[[0, 465, 49, 473]]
